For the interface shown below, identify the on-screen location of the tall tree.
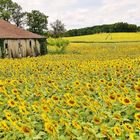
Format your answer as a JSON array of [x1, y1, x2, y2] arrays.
[[11, 2, 26, 27], [0, 0, 13, 21], [26, 10, 48, 34], [50, 19, 66, 38]]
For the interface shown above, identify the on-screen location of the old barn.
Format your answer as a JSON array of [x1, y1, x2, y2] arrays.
[[0, 19, 47, 58]]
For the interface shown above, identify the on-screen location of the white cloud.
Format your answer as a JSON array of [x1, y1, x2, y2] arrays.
[[13, 0, 140, 29]]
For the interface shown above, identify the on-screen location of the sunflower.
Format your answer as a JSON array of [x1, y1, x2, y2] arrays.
[[18, 105, 29, 115], [63, 93, 72, 100], [135, 101, 140, 111], [51, 95, 59, 103], [113, 126, 122, 136], [74, 80, 80, 87], [44, 122, 56, 135], [86, 83, 92, 89], [136, 93, 140, 100], [64, 85, 70, 91], [0, 121, 9, 131], [32, 105, 38, 112], [99, 79, 106, 84], [107, 82, 114, 88], [135, 84, 140, 92], [72, 120, 81, 129], [100, 124, 108, 135], [67, 99, 77, 107], [4, 110, 12, 120], [54, 108, 63, 116], [93, 116, 102, 125], [133, 121, 140, 130], [62, 110, 71, 118], [42, 105, 50, 113], [122, 97, 132, 105], [109, 93, 116, 102], [11, 88, 19, 94], [113, 113, 121, 121], [8, 100, 16, 107], [21, 126, 31, 135], [134, 112, 140, 121], [123, 123, 134, 133]]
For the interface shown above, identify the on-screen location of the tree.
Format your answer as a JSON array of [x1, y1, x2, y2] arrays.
[[26, 10, 48, 35], [11, 2, 26, 27], [0, 0, 13, 21], [138, 26, 140, 32], [50, 19, 66, 38], [64, 22, 139, 37]]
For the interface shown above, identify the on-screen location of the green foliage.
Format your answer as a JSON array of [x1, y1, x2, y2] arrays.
[[0, 0, 25, 27], [38, 38, 48, 55], [138, 26, 140, 32], [65, 22, 139, 37], [48, 38, 69, 54], [0, 0, 13, 21], [11, 2, 26, 27], [27, 10, 48, 35]]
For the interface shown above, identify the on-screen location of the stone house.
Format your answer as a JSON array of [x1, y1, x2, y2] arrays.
[[0, 19, 47, 58]]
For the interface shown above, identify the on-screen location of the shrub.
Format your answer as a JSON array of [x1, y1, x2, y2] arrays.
[[48, 38, 69, 54]]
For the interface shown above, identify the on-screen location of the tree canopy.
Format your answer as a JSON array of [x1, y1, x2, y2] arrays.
[[50, 19, 66, 38], [64, 22, 139, 37], [27, 10, 48, 34], [0, 0, 13, 21]]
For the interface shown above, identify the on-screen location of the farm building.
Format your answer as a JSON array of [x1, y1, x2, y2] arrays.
[[0, 19, 47, 58]]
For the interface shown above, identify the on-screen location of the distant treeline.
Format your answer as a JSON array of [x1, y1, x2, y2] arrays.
[[64, 22, 140, 37]]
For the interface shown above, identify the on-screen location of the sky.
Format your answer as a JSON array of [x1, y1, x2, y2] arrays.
[[13, 0, 140, 29]]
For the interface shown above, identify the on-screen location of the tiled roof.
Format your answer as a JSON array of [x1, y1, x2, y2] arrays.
[[0, 19, 44, 39]]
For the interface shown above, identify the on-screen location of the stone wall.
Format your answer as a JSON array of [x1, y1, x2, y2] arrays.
[[3, 39, 40, 58]]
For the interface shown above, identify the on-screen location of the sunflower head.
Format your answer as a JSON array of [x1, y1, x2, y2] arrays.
[[136, 93, 140, 100], [113, 126, 122, 136], [67, 99, 77, 107], [72, 120, 81, 129], [93, 116, 102, 125], [44, 122, 56, 135], [8, 100, 16, 107], [123, 123, 134, 133], [135, 101, 140, 110], [52, 95, 59, 102], [134, 112, 140, 121], [0, 121, 9, 131], [122, 97, 132, 105], [21, 126, 31, 135], [135, 84, 140, 92]]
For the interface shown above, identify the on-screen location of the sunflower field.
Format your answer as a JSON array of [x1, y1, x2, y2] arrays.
[[0, 42, 140, 139]]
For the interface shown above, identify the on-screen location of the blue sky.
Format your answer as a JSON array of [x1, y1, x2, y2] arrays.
[[13, 0, 140, 29]]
